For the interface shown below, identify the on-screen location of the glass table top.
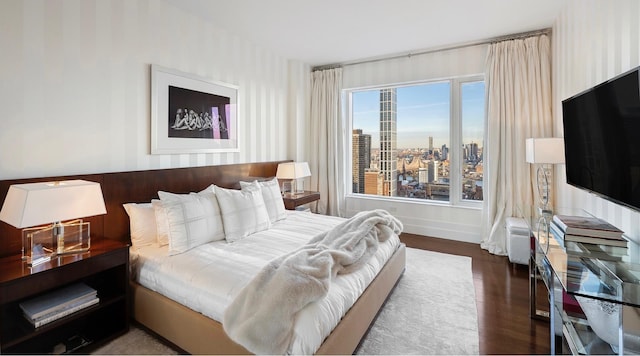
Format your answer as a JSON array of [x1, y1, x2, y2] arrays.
[[521, 206, 640, 307]]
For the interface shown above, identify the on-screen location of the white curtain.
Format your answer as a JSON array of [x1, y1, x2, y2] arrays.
[[308, 68, 345, 217], [481, 34, 553, 255]]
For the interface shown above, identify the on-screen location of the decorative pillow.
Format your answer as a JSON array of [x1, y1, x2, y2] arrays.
[[213, 185, 271, 243], [122, 203, 157, 247], [157, 190, 226, 255], [239, 178, 287, 223]]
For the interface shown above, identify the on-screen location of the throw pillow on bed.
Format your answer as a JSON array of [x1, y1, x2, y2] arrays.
[[214, 184, 271, 243], [151, 199, 170, 246], [239, 178, 287, 223], [157, 190, 226, 255], [122, 202, 157, 247]]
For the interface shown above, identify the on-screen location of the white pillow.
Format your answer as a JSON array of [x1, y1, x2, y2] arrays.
[[151, 199, 170, 247], [239, 178, 287, 223], [157, 190, 226, 255], [122, 203, 157, 247], [152, 189, 221, 247], [214, 185, 271, 243]]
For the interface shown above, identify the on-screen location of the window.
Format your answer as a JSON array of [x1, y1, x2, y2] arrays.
[[349, 77, 485, 205], [460, 80, 485, 201]]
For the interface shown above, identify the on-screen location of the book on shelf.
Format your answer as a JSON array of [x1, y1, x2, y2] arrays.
[[26, 296, 99, 328], [19, 283, 97, 321], [552, 214, 624, 239]]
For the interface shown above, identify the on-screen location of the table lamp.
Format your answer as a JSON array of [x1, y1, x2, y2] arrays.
[[525, 138, 565, 215], [0, 180, 106, 265], [276, 162, 311, 196]]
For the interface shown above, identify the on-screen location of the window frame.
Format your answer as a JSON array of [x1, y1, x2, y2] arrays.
[[345, 74, 485, 209]]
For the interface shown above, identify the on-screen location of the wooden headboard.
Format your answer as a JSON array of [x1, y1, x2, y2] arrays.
[[0, 161, 288, 258]]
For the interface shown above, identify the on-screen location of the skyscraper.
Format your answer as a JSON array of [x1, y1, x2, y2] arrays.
[[379, 89, 397, 197], [352, 129, 371, 193], [428, 136, 433, 153], [469, 142, 479, 161], [427, 160, 439, 183]]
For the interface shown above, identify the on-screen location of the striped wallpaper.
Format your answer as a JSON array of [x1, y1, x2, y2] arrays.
[[553, 0, 640, 247], [0, 0, 308, 180], [8, 0, 638, 248]]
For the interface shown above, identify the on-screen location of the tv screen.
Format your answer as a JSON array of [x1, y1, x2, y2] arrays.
[[562, 67, 640, 212]]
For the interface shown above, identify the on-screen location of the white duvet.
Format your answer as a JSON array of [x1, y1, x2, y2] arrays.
[[130, 211, 401, 354]]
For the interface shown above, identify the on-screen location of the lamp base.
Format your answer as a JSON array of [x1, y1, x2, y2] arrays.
[[22, 220, 91, 266], [56, 220, 91, 255]]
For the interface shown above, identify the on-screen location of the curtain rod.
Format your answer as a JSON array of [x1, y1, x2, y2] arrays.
[[312, 28, 551, 71]]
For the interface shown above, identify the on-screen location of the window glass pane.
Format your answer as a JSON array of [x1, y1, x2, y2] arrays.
[[397, 83, 450, 200], [352, 90, 379, 194], [352, 82, 451, 201], [461, 81, 485, 201]]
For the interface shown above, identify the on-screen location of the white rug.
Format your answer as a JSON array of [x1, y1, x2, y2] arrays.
[[94, 247, 479, 355], [355, 247, 479, 355]]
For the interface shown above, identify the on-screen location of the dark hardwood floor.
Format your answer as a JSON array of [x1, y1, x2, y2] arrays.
[[400, 233, 551, 355]]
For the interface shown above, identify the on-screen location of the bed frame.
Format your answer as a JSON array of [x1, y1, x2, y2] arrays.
[[0, 161, 406, 354]]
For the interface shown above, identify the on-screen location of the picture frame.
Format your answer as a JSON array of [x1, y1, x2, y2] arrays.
[[151, 64, 239, 154]]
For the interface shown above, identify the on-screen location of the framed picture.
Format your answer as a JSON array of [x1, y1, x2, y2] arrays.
[[151, 64, 239, 154]]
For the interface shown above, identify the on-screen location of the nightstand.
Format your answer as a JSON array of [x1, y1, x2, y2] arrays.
[[283, 191, 320, 210], [0, 239, 130, 354]]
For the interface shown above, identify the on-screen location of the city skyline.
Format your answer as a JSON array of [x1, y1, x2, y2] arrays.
[[351, 80, 484, 201], [352, 81, 485, 149]]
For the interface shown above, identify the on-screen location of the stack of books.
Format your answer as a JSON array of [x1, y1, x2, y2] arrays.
[[551, 214, 627, 248], [19, 283, 99, 328]]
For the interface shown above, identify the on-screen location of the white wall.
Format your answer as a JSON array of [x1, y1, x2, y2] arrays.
[[553, 0, 640, 246], [0, 0, 309, 180], [342, 44, 487, 243]]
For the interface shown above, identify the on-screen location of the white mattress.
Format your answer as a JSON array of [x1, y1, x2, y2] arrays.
[[131, 210, 401, 354]]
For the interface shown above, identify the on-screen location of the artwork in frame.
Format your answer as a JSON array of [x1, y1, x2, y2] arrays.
[[151, 64, 239, 154]]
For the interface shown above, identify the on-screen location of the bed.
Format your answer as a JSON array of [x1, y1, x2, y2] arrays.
[[0, 161, 406, 355]]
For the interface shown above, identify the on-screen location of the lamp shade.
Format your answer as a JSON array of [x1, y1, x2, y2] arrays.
[[276, 162, 311, 180], [525, 138, 565, 164], [0, 179, 107, 228]]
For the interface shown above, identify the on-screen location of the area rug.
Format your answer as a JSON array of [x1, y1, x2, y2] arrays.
[[355, 247, 479, 355], [93, 247, 479, 355]]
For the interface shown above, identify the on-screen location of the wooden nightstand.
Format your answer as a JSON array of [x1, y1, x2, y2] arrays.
[[0, 239, 130, 354], [283, 191, 320, 210]]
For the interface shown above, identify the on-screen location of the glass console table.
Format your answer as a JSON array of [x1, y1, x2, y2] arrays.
[[523, 206, 640, 355]]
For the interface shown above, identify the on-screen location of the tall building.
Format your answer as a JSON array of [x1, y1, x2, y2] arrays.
[[428, 136, 433, 153], [441, 144, 448, 161], [428, 160, 439, 183], [469, 142, 479, 160], [364, 168, 384, 195], [379, 89, 397, 197], [352, 129, 371, 193]]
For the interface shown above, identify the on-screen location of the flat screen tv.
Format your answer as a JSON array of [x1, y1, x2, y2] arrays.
[[562, 66, 640, 212]]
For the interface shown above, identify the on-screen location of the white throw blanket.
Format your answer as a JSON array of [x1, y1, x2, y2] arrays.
[[222, 209, 403, 355]]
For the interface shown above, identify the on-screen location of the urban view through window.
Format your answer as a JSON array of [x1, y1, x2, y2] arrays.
[[351, 80, 485, 202]]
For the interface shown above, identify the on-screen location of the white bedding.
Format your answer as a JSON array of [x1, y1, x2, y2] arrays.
[[131, 210, 401, 354]]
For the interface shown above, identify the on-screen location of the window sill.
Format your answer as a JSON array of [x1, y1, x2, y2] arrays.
[[345, 193, 482, 211]]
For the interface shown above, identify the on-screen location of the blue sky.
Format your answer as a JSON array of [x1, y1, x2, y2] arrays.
[[352, 81, 485, 149]]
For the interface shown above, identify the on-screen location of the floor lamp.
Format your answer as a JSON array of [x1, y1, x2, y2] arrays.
[[525, 138, 565, 216]]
